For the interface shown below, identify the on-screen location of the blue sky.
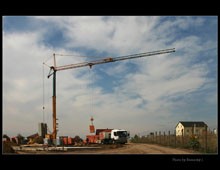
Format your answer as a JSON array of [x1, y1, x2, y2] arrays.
[[3, 16, 217, 138]]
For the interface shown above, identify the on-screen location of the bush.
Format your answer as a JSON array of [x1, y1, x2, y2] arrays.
[[188, 137, 200, 150], [130, 134, 140, 143]]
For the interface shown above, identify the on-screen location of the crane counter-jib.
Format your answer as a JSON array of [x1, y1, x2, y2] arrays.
[[46, 48, 175, 140]]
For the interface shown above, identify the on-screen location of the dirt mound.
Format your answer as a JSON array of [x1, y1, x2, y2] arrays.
[[3, 141, 16, 153]]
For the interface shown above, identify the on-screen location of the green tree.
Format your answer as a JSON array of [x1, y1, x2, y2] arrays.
[[131, 134, 140, 143], [3, 134, 10, 141]]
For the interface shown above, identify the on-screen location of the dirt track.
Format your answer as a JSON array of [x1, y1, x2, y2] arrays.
[[71, 143, 198, 154], [15, 143, 199, 154], [24, 143, 195, 155]]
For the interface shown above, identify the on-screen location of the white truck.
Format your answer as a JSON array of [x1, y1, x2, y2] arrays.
[[99, 129, 130, 144]]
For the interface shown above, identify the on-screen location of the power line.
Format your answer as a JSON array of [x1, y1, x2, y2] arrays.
[[55, 53, 86, 57]]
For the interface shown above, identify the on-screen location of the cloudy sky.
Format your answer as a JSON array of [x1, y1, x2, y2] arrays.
[[3, 16, 217, 139]]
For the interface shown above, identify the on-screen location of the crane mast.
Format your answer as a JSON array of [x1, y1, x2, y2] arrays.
[[47, 48, 175, 140]]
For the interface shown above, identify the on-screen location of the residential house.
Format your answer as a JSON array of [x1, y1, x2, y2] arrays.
[[175, 121, 207, 136]]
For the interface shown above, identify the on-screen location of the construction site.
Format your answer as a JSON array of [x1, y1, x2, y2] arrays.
[[7, 48, 209, 154]]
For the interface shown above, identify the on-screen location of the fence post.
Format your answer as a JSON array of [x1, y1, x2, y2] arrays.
[[168, 131, 170, 146], [205, 125, 208, 152], [159, 131, 161, 144], [181, 129, 184, 146], [164, 131, 165, 145], [174, 130, 176, 147], [152, 132, 154, 143], [155, 131, 157, 143]]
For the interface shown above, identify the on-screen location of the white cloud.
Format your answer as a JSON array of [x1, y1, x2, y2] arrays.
[[114, 54, 208, 102], [34, 16, 162, 55], [103, 62, 129, 77]]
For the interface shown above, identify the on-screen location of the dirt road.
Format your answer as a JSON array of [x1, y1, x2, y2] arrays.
[[72, 143, 195, 154], [59, 143, 197, 154], [82, 143, 194, 154], [15, 143, 199, 154]]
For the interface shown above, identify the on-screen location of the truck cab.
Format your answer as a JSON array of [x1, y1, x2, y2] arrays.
[[111, 129, 129, 144]]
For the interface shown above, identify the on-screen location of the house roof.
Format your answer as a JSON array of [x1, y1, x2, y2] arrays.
[[176, 121, 207, 128]]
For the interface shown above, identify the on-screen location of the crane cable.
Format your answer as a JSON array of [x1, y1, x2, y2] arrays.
[[89, 66, 95, 119], [42, 63, 45, 123], [90, 67, 93, 117], [55, 53, 103, 60]]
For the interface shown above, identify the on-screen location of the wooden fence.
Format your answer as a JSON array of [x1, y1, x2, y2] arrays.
[[131, 131, 217, 153]]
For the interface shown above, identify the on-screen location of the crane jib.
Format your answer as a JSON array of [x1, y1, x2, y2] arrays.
[[54, 48, 175, 71]]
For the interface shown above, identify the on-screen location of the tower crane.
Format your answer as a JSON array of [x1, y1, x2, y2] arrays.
[[46, 48, 175, 140]]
